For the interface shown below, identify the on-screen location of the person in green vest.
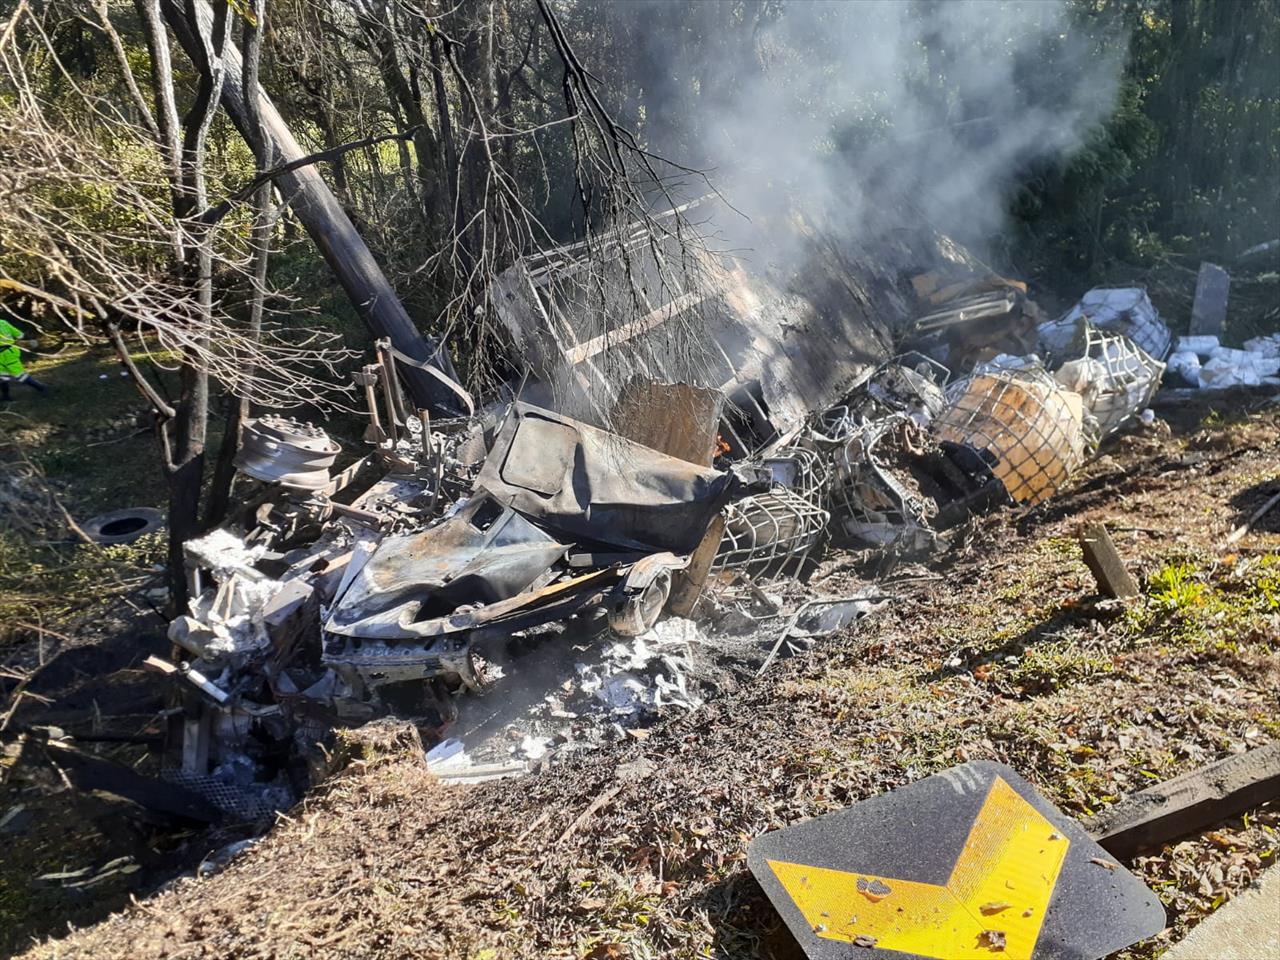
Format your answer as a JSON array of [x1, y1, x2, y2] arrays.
[[0, 317, 48, 401]]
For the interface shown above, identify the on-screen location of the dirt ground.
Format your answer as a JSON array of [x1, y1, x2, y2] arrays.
[[7, 391, 1280, 960]]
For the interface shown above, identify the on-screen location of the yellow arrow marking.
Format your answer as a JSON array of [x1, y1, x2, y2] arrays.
[[768, 777, 1069, 959]]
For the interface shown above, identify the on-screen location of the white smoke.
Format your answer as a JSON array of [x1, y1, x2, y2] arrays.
[[617, 0, 1127, 266]]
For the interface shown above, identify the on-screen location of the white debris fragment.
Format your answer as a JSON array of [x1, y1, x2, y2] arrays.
[[1198, 351, 1280, 389], [518, 735, 552, 761], [184, 528, 269, 578], [426, 739, 527, 784], [1166, 351, 1202, 386], [170, 567, 284, 659], [426, 738, 467, 769], [1163, 336, 1280, 390], [596, 671, 648, 711], [1243, 333, 1280, 358], [572, 617, 709, 719], [1176, 335, 1220, 357]]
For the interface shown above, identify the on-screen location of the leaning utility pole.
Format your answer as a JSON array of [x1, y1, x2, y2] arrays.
[[162, 0, 465, 416]]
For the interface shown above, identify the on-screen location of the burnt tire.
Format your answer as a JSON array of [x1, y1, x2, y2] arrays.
[[82, 507, 165, 545], [608, 569, 672, 637]]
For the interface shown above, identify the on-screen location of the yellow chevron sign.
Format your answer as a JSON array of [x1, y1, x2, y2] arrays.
[[767, 778, 1066, 958], [748, 762, 1166, 960]]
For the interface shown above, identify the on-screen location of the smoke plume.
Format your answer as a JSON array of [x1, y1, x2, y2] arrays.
[[616, 0, 1127, 267]]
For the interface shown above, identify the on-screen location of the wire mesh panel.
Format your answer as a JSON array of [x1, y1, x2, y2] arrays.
[[761, 438, 832, 504], [713, 487, 830, 580], [932, 362, 1092, 506], [828, 415, 936, 548], [1039, 317, 1165, 437], [162, 768, 292, 821]]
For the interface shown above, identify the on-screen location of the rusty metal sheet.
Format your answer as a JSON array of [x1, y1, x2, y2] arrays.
[[609, 380, 724, 465]]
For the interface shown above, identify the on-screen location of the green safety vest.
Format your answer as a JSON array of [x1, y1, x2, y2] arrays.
[[0, 317, 25, 377]]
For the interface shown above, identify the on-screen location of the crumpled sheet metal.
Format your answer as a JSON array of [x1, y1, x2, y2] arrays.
[[1039, 316, 1165, 437], [325, 494, 568, 641], [477, 402, 738, 555], [933, 360, 1092, 506]]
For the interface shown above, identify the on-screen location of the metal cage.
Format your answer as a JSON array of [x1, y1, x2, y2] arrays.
[[1039, 317, 1165, 437], [828, 415, 936, 548], [713, 487, 830, 581], [932, 361, 1095, 506]]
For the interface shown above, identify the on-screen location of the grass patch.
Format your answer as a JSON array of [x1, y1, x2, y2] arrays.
[[1124, 552, 1280, 653], [13, 344, 166, 514], [1148, 560, 1207, 610], [0, 531, 165, 651]]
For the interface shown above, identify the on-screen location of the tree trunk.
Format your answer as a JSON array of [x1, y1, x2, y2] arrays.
[[162, 0, 466, 416], [429, 31, 459, 225]]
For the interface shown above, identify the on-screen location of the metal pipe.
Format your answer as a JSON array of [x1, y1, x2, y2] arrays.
[[374, 340, 400, 446]]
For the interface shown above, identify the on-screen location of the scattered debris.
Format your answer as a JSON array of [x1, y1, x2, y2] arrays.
[[758, 593, 888, 676], [38, 235, 1258, 838], [978, 928, 1007, 951], [1166, 334, 1280, 389]]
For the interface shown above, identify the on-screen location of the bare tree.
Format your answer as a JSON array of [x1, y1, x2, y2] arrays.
[[0, 0, 350, 603], [205, 0, 274, 526]]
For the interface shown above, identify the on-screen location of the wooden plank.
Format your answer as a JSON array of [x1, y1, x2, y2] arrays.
[[1086, 742, 1280, 859], [1190, 261, 1230, 337], [43, 739, 222, 824], [610, 380, 724, 466], [1080, 521, 1139, 599], [668, 513, 726, 618], [563, 291, 708, 364]]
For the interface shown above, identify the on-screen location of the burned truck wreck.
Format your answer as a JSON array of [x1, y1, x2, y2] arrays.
[[149, 213, 1172, 814], [323, 405, 739, 698]]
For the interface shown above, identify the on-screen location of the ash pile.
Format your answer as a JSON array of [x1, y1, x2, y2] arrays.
[[140, 230, 1197, 814]]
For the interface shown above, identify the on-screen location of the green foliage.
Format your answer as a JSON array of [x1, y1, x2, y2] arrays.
[[0, 530, 164, 646], [1015, 0, 1280, 280], [1124, 552, 1280, 653], [1147, 560, 1207, 611]]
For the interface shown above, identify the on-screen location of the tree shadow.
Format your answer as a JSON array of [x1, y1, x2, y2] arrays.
[[919, 599, 1104, 687], [1228, 477, 1280, 536], [3, 624, 169, 729]]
